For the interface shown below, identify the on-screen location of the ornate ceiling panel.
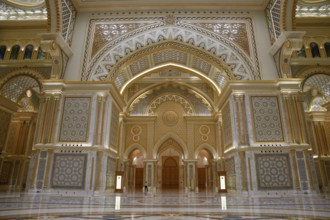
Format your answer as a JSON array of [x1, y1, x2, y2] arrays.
[[129, 84, 212, 116], [304, 74, 330, 101], [0, 76, 39, 102], [81, 14, 260, 96]]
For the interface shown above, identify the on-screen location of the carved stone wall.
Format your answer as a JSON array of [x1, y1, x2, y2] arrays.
[[59, 97, 91, 142], [250, 96, 284, 142], [194, 124, 216, 149], [225, 157, 236, 190], [154, 102, 186, 143], [125, 124, 147, 151], [51, 153, 88, 189], [255, 153, 293, 190], [109, 104, 119, 149], [106, 157, 116, 190], [222, 102, 233, 149]]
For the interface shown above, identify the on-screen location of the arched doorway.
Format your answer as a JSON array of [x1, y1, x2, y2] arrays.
[[197, 149, 213, 192], [157, 138, 184, 191], [162, 156, 179, 190], [128, 149, 144, 191]]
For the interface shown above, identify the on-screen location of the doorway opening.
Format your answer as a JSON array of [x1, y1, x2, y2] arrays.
[[197, 149, 213, 192], [128, 149, 144, 191], [162, 156, 179, 190]]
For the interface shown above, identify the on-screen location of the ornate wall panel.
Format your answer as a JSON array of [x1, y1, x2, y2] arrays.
[[106, 157, 116, 189], [250, 96, 284, 142], [61, 0, 76, 44], [0, 161, 13, 185], [154, 102, 186, 144], [266, 0, 282, 43], [125, 124, 147, 150], [82, 15, 259, 82], [255, 153, 293, 190], [296, 151, 308, 190], [0, 76, 39, 102], [222, 102, 232, 149], [194, 124, 216, 149], [51, 153, 87, 189], [153, 49, 187, 65], [59, 97, 91, 142], [225, 157, 236, 190], [0, 110, 11, 151], [109, 104, 119, 148]]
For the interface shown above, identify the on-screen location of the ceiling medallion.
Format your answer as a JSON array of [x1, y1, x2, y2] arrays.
[[162, 111, 179, 127]]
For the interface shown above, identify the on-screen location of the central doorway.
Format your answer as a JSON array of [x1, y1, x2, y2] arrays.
[[162, 156, 179, 190]]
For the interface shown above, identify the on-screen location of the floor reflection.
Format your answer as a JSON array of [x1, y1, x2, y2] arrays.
[[0, 192, 329, 219]]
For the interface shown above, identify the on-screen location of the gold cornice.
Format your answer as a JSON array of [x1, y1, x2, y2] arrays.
[[215, 79, 303, 108]]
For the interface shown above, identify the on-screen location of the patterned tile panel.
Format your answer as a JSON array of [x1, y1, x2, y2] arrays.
[[129, 56, 150, 76], [296, 151, 308, 190], [225, 157, 236, 190], [110, 105, 119, 148], [59, 97, 91, 142], [92, 21, 157, 58], [191, 22, 250, 55], [0, 110, 11, 151], [192, 56, 211, 74], [222, 103, 232, 150], [0, 161, 12, 185], [106, 157, 116, 189], [61, 0, 76, 44], [51, 153, 88, 189], [255, 154, 293, 190], [153, 49, 187, 65], [251, 96, 284, 142], [0, 76, 39, 102]]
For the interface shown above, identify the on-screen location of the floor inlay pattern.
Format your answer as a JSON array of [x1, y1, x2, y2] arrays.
[[0, 192, 329, 219]]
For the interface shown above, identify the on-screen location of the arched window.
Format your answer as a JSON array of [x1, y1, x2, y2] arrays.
[[24, 45, 34, 59], [0, 45, 6, 60], [297, 47, 306, 58], [310, 42, 320, 58], [325, 42, 330, 58], [10, 45, 20, 60], [37, 48, 45, 60]]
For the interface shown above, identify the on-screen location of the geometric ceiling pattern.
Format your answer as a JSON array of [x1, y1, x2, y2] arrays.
[[113, 46, 228, 94], [304, 74, 330, 101], [81, 15, 260, 91], [128, 84, 212, 116], [0, 76, 39, 102]]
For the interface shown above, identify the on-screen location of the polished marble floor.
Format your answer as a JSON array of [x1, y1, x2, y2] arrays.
[[0, 191, 329, 219]]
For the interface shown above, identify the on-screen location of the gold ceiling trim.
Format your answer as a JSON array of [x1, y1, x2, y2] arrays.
[[120, 63, 222, 95]]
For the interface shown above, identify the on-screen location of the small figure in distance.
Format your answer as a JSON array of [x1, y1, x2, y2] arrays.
[[144, 181, 148, 194]]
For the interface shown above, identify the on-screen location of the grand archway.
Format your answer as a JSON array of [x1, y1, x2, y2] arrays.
[[157, 138, 184, 191]]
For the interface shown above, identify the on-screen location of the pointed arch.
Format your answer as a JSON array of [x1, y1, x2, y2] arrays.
[[153, 133, 188, 160], [194, 143, 218, 160], [123, 143, 147, 160], [83, 25, 259, 82]]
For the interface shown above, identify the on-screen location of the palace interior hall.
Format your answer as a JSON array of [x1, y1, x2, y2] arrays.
[[0, 0, 330, 219]]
